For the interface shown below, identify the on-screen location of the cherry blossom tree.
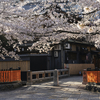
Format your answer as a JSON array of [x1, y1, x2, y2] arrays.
[[0, 0, 100, 59]]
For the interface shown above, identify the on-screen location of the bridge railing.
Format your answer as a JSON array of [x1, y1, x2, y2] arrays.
[[27, 69, 69, 83]]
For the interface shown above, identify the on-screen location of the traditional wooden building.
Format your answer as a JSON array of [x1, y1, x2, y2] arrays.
[[0, 39, 100, 76]]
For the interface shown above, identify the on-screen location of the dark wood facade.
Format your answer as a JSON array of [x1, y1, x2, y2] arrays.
[[53, 40, 100, 69]]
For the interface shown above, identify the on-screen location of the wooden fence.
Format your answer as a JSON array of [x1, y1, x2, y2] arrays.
[[64, 64, 95, 75], [0, 70, 21, 83], [27, 69, 69, 83], [82, 70, 100, 84], [0, 61, 30, 71]]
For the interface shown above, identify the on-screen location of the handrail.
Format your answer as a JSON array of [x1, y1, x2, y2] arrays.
[[27, 69, 70, 83]]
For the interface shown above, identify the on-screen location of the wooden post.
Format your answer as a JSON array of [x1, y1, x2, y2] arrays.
[[36, 74, 39, 79], [61, 44, 64, 69], [62, 71, 65, 75], [42, 73, 45, 78], [68, 68, 70, 76], [58, 72, 60, 75], [30, 71, 32, 84], [53, 69, 59, 86], [48, 73, 51, 77]]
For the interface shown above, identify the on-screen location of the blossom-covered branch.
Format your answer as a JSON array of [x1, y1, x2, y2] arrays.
[[0, 0, 100, 59]]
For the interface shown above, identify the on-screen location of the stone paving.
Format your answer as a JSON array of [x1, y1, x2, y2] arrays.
[[0, 76, 100, 100]]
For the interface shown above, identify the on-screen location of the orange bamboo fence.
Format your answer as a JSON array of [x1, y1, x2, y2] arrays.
[[0, 70, 21, 83], [87, 71, 98, 83], [83, 70, 100, 84]]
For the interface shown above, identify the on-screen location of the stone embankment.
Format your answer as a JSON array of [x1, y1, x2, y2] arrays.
[[0, 81, 26, 91], [86, 82, 100, 92]]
